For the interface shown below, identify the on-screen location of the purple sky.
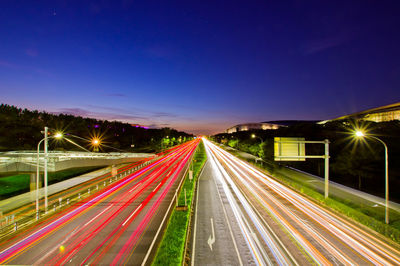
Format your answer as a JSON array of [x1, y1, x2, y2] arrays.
[[1, 1, 400, 135]]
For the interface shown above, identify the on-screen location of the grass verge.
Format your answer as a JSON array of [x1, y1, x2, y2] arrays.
[[152, 141, 207, 266], [223, 145, 400, 244], [0, 166, 102, 199]]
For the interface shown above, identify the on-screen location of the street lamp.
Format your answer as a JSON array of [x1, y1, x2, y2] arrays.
[[355, 130, 389, 224], [251, 134, 263, 143], [36, 127, 63, 218], [251, 134, 264, 165], [91, 138, 101, 152]]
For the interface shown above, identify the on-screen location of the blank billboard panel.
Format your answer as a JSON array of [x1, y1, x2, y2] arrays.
[[274, 137, 305, 161]]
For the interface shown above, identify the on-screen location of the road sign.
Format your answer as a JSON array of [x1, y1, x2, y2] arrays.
[[274, 137, 305, 161], [274, 138, 330, 199]]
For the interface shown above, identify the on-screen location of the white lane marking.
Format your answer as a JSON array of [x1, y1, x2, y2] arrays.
[[84, 204, 113, 227], [122, 204, 142, 226], [153, 182, 162, 192], [207, 218, 216, 251], [213, 171, 243, 266], [141, 151, 193, 266], [35, 226, 80, 264], [129, 182, 142, 193]]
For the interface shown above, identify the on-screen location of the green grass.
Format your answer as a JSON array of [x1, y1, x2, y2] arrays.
[[0, 174, 30, 198], [0, 166, 102, 199], [223, 146, 400, 244], [152, 141, 207, 266]]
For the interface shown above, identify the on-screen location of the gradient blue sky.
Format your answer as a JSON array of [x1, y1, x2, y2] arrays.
[[1, 1, 400, 134]]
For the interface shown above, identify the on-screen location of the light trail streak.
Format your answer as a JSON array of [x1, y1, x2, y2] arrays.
[[0, 140, 199, 265], [78, 151, 189, 265], [5, 156, 154, 219], [204, 138, 400, 265], [204, 139, 291, 265], [4, 143, 184, 221], [122, 204, 142, 227], [113, 148, 195, 265], [78, 141, 198, 265], [50, 142, 197, 265]]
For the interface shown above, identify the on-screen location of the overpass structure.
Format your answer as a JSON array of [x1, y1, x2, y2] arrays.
[[0, 151, 155, 174]]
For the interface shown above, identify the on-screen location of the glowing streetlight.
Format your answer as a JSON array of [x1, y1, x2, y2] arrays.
[[251, 134, 263, 143], [251, 134, 264, 165], [54, 132, 63, 139], [355, 130, 389, 224], [355, 131, 364, 137], [91, 138, 100, 152]]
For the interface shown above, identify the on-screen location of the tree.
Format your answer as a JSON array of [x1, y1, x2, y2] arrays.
[[228, 139, 238, 148], [331, 146, 380, 190]]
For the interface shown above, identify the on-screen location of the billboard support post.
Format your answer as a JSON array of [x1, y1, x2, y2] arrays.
[[324, 139, 329, 199], [274, 138, 330, 199]]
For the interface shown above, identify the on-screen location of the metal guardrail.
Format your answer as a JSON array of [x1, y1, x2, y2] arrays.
[[0, 151, 155, 173], [0, 151, 154, 163], [0, 157, 158, 240]]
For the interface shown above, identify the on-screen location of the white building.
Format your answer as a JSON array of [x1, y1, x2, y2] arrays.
[[225, 122, 281, 133]]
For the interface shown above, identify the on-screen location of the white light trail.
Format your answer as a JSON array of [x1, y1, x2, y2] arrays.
[[204, 138, 400, 265]]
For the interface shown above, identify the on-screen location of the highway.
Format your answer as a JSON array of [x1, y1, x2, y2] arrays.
[[0, 139, 200, 265], [191, 158, 255, 265], [192, 139, 400, 265]]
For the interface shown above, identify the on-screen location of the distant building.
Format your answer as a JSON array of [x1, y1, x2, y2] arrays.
[[263, 120, 319, 127], [319, 102, 400, 124], [225, 122, 282, 134]]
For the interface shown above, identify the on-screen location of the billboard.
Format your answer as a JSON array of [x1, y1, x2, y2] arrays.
[[274, 137, 305, 161]]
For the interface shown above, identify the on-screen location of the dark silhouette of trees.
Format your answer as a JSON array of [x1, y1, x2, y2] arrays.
[[0, 104, 192, 152], [212, 120, 400, 201]]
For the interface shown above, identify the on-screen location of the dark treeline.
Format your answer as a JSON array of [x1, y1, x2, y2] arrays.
[[211, 120, 400, 202], [0, 104, 193, 153]]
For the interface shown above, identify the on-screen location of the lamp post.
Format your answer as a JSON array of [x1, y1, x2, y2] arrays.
[[355, 131, 389, 224], [251, 134, 264, 144], [251, 134, 264, 165], [36, 128, 62, 218]]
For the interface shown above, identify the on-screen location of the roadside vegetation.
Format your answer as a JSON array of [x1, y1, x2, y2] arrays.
[[212, 120, 400, 203], [152, 140, 207, 266], [0, 104, 192, 153]]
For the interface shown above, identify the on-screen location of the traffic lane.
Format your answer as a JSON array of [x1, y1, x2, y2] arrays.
[[192, 160, 249, 266], [218, 153, 325, 265], [4, 161, 143, 219], [123, 143, 197, 265], [4, 143, 183, 219], [0, 145, 189, 265], [230, 159, 399, 265], [205, 141, 294, 265], [212, 141, 400, 265], [4, 161, 167, 265], [41, 141, 197, 265], [216, 144, 369, 264], [65, 147, 193, 265]]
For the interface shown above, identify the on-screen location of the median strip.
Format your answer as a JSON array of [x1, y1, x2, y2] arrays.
[[152, 140, 207, 266]]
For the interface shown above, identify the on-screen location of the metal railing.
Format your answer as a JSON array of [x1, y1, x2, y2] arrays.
[[0, 157, 159, 240]]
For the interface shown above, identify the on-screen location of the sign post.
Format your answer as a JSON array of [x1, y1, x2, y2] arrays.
[[274, 138, 330, 198]]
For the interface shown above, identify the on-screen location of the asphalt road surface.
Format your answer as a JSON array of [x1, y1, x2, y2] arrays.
[[191, 139, 400, 265], [0, 139, 199, 265], [192, 160, 252, 265]]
